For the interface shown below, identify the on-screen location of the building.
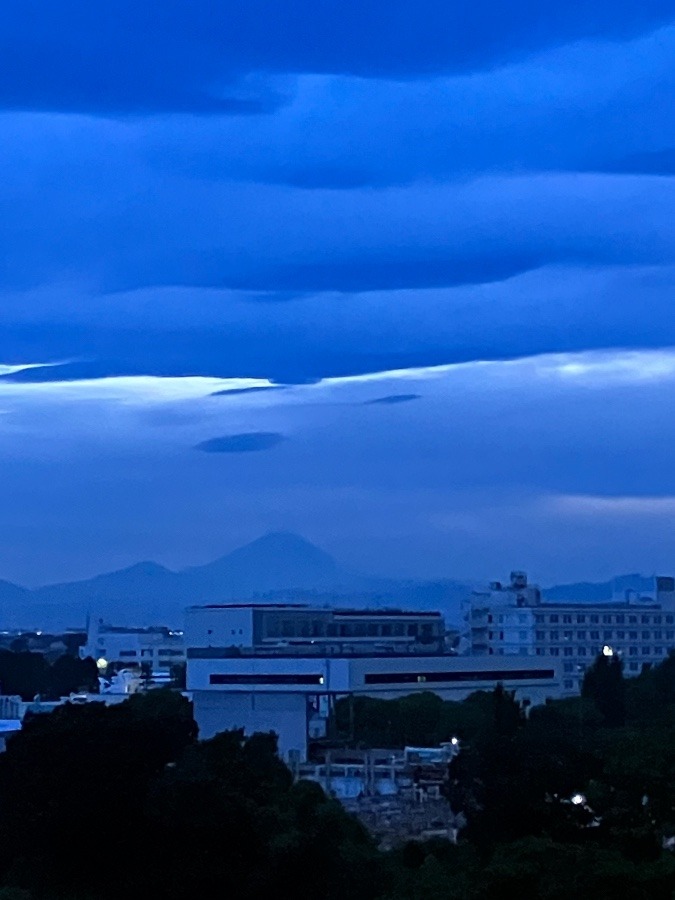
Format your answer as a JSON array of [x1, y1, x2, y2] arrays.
[[464, 572, 675, 694], [184, 603, 446, 655], [79, 619, 185, 678], [185, 603, 563, 761]]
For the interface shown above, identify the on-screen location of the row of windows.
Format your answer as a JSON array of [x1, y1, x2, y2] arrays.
[[263, 618, 438, 640], [534, 646, 668, 658], [364, 668, 555, 685], [533, 630, 674, 642], [533, 613, 673, 626], [210, 669, 556, 686], [100, 648, 184, 659], [210, 674, 324, 685]]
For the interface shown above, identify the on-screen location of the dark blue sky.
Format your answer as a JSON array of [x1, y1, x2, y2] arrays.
[[1, 1, 675, 585]]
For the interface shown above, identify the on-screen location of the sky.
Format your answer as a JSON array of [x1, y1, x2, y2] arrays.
[[2, 1, 675, 587]]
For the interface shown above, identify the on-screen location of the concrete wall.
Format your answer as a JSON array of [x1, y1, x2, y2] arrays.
[[184, 607, 254, 649], [191, 689, 308, 760]]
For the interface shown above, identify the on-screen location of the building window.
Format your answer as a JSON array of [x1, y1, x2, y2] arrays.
[[577, 630, 586, 640], [564, 630, 573, 640], [603, 631, 612, 640], [629, 646, 638, 656], [590, 615, 599, 624], [629, 616, 637, 624], [642, 631, 650, 640], [602, 615, 612, 624], [578, 647, 587, 656], [654, 616, 662, 625], [641, 615, 650, 624], [654, 630, 662, 640], [629, 631, 638, 640], [536, 631, 545, 640], [536, 648, 545, 655], [666, 631, 674, 640], [564, 679, 573, 690], [141, 649, 153, 657], [563, 615, 572, 624], [642, 647, 651, 656], [590, 630, 600, 640], [550, 631, 559, 641], [576, 614, 586, 624], [549, 615, 559, 624], [550, 648, 560, 656], [617, 631, 625, 640], [534, 615, 543, 624], [563, 647, 573, 656], [654, 646, 664, 655], [615, 615, 625, 624], [119, 650, 137, 657], [666, 616, 674, 625]]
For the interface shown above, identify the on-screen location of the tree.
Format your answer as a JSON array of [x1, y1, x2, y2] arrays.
[[582, 651, 626, 727]]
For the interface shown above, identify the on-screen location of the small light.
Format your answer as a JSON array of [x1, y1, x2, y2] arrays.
[[602, 645, 614, 657], [319, 676, 325, 685], [450, 737, 459, 746], [96, 657, 108, 670], [571, 793, 585, 806]]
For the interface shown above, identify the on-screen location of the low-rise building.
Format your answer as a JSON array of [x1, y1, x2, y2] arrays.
[[79, 619, 185, 678], [186, 603, 563, 761]]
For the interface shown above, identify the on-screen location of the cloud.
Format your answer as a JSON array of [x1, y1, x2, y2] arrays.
[[3, 348, 675, 583], [3, 263, 675, 383], [364, 394, 421, 405], [195, 432, 286, 453], [2, 1, 672, 115]]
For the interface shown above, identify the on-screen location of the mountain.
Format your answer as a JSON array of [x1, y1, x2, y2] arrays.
[[1, 532, 663, 631], [181, 532, 350, 601], [0, 579, 30, 605], [543, 573, 656, 602]]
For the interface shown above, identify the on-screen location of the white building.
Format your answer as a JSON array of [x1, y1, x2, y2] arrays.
[[79, 619, 185, 678], [185, 603, 563, 761], [464, 573, 675, 694]]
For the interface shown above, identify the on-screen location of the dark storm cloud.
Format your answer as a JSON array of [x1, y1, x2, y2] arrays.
[[210, 386, 287, 397], [195, 432, 286, 453], [2, 1, 673, 115], [364, 394, 421, 405]]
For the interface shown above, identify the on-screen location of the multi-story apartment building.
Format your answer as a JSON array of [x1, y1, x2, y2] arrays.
[[464, 572, 675, 694]]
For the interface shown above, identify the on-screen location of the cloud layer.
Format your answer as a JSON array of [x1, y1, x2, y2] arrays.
[[2, 5, 675, 587]]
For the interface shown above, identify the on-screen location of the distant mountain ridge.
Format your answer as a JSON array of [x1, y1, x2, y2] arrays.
[[0, 533, 469, 629], [0, 534, 666, 630]]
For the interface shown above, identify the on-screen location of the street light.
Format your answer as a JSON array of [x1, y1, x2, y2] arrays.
[[602, 645, 614, 657]]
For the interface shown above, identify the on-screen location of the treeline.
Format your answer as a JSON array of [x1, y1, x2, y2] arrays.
[[0, 655, 674, 898], [0, 692, 381, 900], [0, 649, 98, 701]]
